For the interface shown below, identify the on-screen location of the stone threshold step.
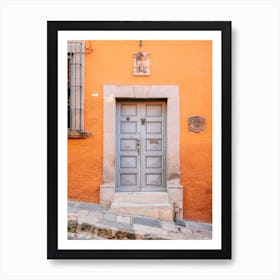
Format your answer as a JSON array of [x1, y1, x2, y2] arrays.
[[110, 202, 174, 221], [111, 202, 172, 207], [113, 192, 169, 203]]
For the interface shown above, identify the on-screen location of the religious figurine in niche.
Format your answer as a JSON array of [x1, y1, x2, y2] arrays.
[[136, 52, 147, 73], [133, 51, 150, 76], [133, 40, 150, 76]]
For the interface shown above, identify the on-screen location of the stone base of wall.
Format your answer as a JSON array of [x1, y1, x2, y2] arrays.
[[100, 184, 115, 208], [167, 185, 183, 219]]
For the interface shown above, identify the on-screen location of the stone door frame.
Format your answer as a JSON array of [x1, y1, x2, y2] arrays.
[[100, 85, 183, 217]]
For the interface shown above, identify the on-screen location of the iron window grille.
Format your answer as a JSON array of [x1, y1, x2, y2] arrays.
[[68, 41, 84, 132]]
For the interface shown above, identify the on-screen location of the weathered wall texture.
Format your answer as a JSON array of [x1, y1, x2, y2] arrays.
[[68, 40, 212, 223]]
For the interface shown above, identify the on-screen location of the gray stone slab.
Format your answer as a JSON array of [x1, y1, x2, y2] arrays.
[[168, 231, 193, 240], [88, 211, 104, 219], [78, 215, 99, 225], [68, 201, 82, 208], [101, 219, 133, 232], [103, 213, 117, 221], [68, 213, 79, 221], [191, 228, 212, 239], [68, 232, 104, 240], [68, 206, 79, 214], [174, 219, 186, 227], [133, 224, 168, 238], [68, 201, 78, 208], [199, 222, 212, 231], [116, 215, 131, 224], [185, 220, 202, 229], [78, 209, 90, 216], [161, 220, 179, 232], [132, 216, 161, 228], [179, 227, 193, 235], [78, 202, 105, 212]]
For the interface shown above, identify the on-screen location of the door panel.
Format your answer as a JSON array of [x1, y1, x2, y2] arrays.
[[116, 100, 166, 192], [146, 104, 162, 116], [121, 121, 137, 134], [146, 174, 162, 186], [120, 174, 137, 186], [116, 102, 140, 191], [141, 101, 166, 192], [120, 139, 137, 151], [146, 139, 162, 151], [146, 156, 162, 168], [121, 104, 137, 116], [146, 122, 162, 134], [120, 156, 137, 168]]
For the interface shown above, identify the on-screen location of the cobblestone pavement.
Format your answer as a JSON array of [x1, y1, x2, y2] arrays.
[[68, 200, 212, 240]]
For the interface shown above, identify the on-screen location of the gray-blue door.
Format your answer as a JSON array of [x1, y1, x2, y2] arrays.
[[116, 100, 167, 192]]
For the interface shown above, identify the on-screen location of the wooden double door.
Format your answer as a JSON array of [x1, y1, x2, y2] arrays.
[[116, 100, 167, 192]]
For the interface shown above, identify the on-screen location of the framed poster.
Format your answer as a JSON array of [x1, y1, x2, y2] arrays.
[[47, 21, 231, 259]]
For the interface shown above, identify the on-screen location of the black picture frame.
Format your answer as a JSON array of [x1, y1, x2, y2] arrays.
[[47, 21, 231, 259]]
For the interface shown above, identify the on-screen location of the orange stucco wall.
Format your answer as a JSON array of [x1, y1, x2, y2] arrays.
[[68, 40, 212, 223]]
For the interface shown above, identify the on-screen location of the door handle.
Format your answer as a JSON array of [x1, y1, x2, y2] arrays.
[[141, 118, 146, 125], [136, 138, 140, 155]]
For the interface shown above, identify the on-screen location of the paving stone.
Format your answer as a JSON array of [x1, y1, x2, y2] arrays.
[[68, 201, 79, 208], [198, 236, 212, 240], [78, 209, 90, 216], [178, 227, 193, 235], [199, 222, 212, 231], [101, 219, 133, 232], [174, 219, 186, 227], [68, 206, 79, 214], [78, 202, 105, 212], [133, 224, 168, 237], [168, 231, 194, 240], [132, 216, 161, 228], [68, 213, 79, 221], [78, 214, 99, 225], [88, 211, 104, 219], [116, 215, 131, 224], [185, 220, 202, 229], [103, 213, 117, 221], [68, 232, 104, 240], [192, 228, 212, 238], [161, 220, 179, 232]]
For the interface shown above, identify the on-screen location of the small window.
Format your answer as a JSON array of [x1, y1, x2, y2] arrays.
[[68, 54, 71, 129], [67, 41, 90, 138]]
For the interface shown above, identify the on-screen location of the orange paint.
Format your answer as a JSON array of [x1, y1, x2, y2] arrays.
[[68, 40, 212, 223]]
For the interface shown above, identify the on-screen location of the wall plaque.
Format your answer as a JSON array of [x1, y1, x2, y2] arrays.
[[133, 52, 150, 76], [188, 116, 206, 133]]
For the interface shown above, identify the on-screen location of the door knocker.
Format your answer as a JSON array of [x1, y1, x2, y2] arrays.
[[141, 118, 146, 125]]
